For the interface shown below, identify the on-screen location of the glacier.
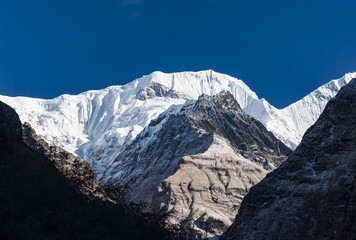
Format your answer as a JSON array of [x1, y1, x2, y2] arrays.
[[0, 70, 355, 178]]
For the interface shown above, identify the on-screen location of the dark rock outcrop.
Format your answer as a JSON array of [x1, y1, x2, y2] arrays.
[[0, 101, 23, 154], [137, 82, 187, 100], [221, 79, 356, 240], [103, 91, 291, 238], [22, 122, 110, 201]]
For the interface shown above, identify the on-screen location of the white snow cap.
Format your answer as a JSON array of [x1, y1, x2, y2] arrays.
[[0, 70, 355, 177]]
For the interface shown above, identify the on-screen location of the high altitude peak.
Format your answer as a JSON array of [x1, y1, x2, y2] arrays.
[[145, 70, 167, 81], [145, 69, 228, 86], [148, 69, 217, 77], [136, 69, 258, 102], [1, 69, 353, 180]]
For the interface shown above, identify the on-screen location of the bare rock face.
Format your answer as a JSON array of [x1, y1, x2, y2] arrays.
[[22, 122, 110, 202], [102, 91, 291, 238], [221, 79, 356, 240], [137, 82, 190, 100]]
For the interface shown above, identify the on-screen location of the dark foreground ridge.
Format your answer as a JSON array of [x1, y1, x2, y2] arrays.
[[22, 122, 110, 202], [221, 79, 356, 239], [0, 101, 169, 240]]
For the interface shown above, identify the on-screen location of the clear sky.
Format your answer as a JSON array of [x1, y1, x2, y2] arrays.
[[0, 0, 355, 108]]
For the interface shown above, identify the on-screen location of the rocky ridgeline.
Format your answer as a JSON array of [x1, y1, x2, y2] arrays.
[[22, 122, 110, 202], [102, 91, 291, 239], [221, 79, 356, 239]]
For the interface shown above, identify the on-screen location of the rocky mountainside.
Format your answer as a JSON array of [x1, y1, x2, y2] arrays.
[[102, 91, 291, 239], [221, 79, 356, 240], [0, 101, 169, 239], [1, 71, 354, 178], [22, 122, 109, 202]]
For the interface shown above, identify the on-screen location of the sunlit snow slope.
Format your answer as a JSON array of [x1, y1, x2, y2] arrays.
[[1, 70, 354, 177]]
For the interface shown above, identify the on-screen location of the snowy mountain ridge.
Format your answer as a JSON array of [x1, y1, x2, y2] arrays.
[[0, 70, 354, 177]]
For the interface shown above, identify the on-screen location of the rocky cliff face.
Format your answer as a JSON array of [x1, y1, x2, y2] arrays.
[[221, 79, 356, 240], [102, 91, 291, 239], [22, 122, 110, 202]]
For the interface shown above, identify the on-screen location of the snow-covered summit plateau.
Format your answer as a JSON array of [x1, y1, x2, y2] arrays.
[[0, 70, 355, 177]]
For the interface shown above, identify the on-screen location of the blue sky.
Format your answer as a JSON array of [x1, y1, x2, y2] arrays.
[[0, 0, 355, 108]]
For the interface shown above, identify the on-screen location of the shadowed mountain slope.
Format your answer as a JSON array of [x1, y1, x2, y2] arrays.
[[0, 101, 169, 240]]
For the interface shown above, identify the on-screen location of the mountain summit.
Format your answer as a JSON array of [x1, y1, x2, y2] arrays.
[[0, 70, 354, 178]]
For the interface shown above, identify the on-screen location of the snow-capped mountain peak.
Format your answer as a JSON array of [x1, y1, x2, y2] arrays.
[[0, 70, 354, 177]]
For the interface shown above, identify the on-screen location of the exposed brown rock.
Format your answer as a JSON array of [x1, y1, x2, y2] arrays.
[[160, 135, 270, 239]]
